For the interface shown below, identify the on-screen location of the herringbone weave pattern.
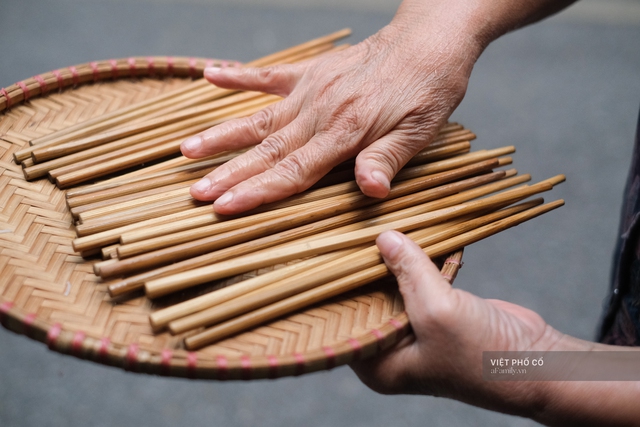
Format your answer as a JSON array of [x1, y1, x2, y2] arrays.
[[0, 61, 462, 379]]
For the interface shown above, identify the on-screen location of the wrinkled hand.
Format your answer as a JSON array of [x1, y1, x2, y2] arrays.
[[350, 230, 561, 416], [181, 20, 480, 214]]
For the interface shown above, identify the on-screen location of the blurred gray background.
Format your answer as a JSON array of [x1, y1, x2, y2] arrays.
[[1, 0, 640, 426]]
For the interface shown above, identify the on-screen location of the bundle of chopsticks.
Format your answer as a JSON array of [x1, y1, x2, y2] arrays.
[[15, 29, 564, 350]]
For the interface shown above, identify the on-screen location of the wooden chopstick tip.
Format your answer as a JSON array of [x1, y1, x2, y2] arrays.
[[498, 156, 513, 167], [540, 174, 566, 187], [502, 168, 517, 178]]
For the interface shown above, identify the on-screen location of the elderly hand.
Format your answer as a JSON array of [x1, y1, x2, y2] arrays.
[[351, 230, 560, 415], [181, 11, 483, 214], [350, 231, 640, 426]]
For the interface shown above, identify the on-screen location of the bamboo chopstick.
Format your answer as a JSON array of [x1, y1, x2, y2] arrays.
[[64, 153, 242, 201], [114, 166, 508, 260], [71, 150, 506, 248], [149, 246, 366, 332], [159, 198, 543, 334], [144, 176, 563, 298], [183, 199, 565, 349], [63, 122, 467, 207], [14, 29, 352, 163], [75, 148, 513, 240], [106, 160, 514, 296], [72, 205, 216, 252], [97, 160, 512, 279], [69, 180, 199, 218], [75, 140, 472, 224], [30, 91, 266, 163], [24, 95, 279, 182]]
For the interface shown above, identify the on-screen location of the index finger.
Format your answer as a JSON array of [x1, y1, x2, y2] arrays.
[[211, 131, 358, 214]]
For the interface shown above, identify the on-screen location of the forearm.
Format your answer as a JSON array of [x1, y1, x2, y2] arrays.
[[531, 336, 640, 427], [386, 0, 578, 62], [435, 328, 640, 426]]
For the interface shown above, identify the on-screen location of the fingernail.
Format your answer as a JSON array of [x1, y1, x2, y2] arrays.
[[377, 231, 404, 259], [204, 67, 222, 78], [191, 177, 211, 194], [371, 170, 390, 191], [182, 135, 202, 152], [215, 191, 234, 207]]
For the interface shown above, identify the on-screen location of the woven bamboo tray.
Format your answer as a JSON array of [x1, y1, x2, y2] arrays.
[[0, 57, 463, 380]]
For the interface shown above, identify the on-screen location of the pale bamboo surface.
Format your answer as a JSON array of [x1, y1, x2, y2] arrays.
[[183, 199, 564, 349], [105, 163, 523, 297], [72, 153, 504, 252], [30, 91, 266, 163], [113, 161, 508, 260], [162, 198, 543, 334], [144, 177, 562, 298], [73, 137, 470, 224], [98, 163, 516, 280]]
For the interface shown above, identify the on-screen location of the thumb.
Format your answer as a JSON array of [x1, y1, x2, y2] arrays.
[[376, 230, 452, 319], [354, 129, 426, 198], [203, 64, 302, 97]]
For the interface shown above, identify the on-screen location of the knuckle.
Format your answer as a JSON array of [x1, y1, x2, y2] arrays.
[[256, 67, 277, 83], [340, 108, 362, 136], [250, 108, 274, 140], [253, 135, 287, 168], [274, 153, 307, 193], [317, 100, 366, 148]]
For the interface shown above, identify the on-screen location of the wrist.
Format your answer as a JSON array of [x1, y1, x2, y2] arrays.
[[526, 333, 628, 426], [386, 0, 576, 66], [387, 0, 499, 61]]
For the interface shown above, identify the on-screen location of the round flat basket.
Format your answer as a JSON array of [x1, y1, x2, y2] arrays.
[[0, 57, 463, 380]]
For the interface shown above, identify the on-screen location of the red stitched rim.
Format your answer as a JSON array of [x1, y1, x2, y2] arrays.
[[0, 58, 463, 379]]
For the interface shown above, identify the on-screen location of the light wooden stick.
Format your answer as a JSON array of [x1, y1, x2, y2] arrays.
[[77, 187, 192, 223], [144, 177, 562, 298], [114, 163, 503, 259], [24, 95, 278, 181], [65, 167, 206, 208], [50, 94, 270, 177], [77, 141, 471, 224], [167, 198, 544, 334], [64, 122, 464, 205], [148, 246, 365, 331], [101, 244, 120, 260], [64, 152, 244, 201], [77, 150, 207, 184], [98, 162, 510, 278], [69, 180, 198, 217], [77, 199, 208, 237], [51, 119, 472, 188], [155, 198, 539, 333], [106, 163, 514, 296], [183, 199, 564, 348], [78, 147, 514, 238], [31, 91, 265, 163], [71, 183, 194, 220], [79, 139, 470, 218], [53, 101, 278, 188], [71, 149, 503, 243], [107, 143, 472, 242], [15, 29, 351, 162], [72, 205, 215, 252]]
